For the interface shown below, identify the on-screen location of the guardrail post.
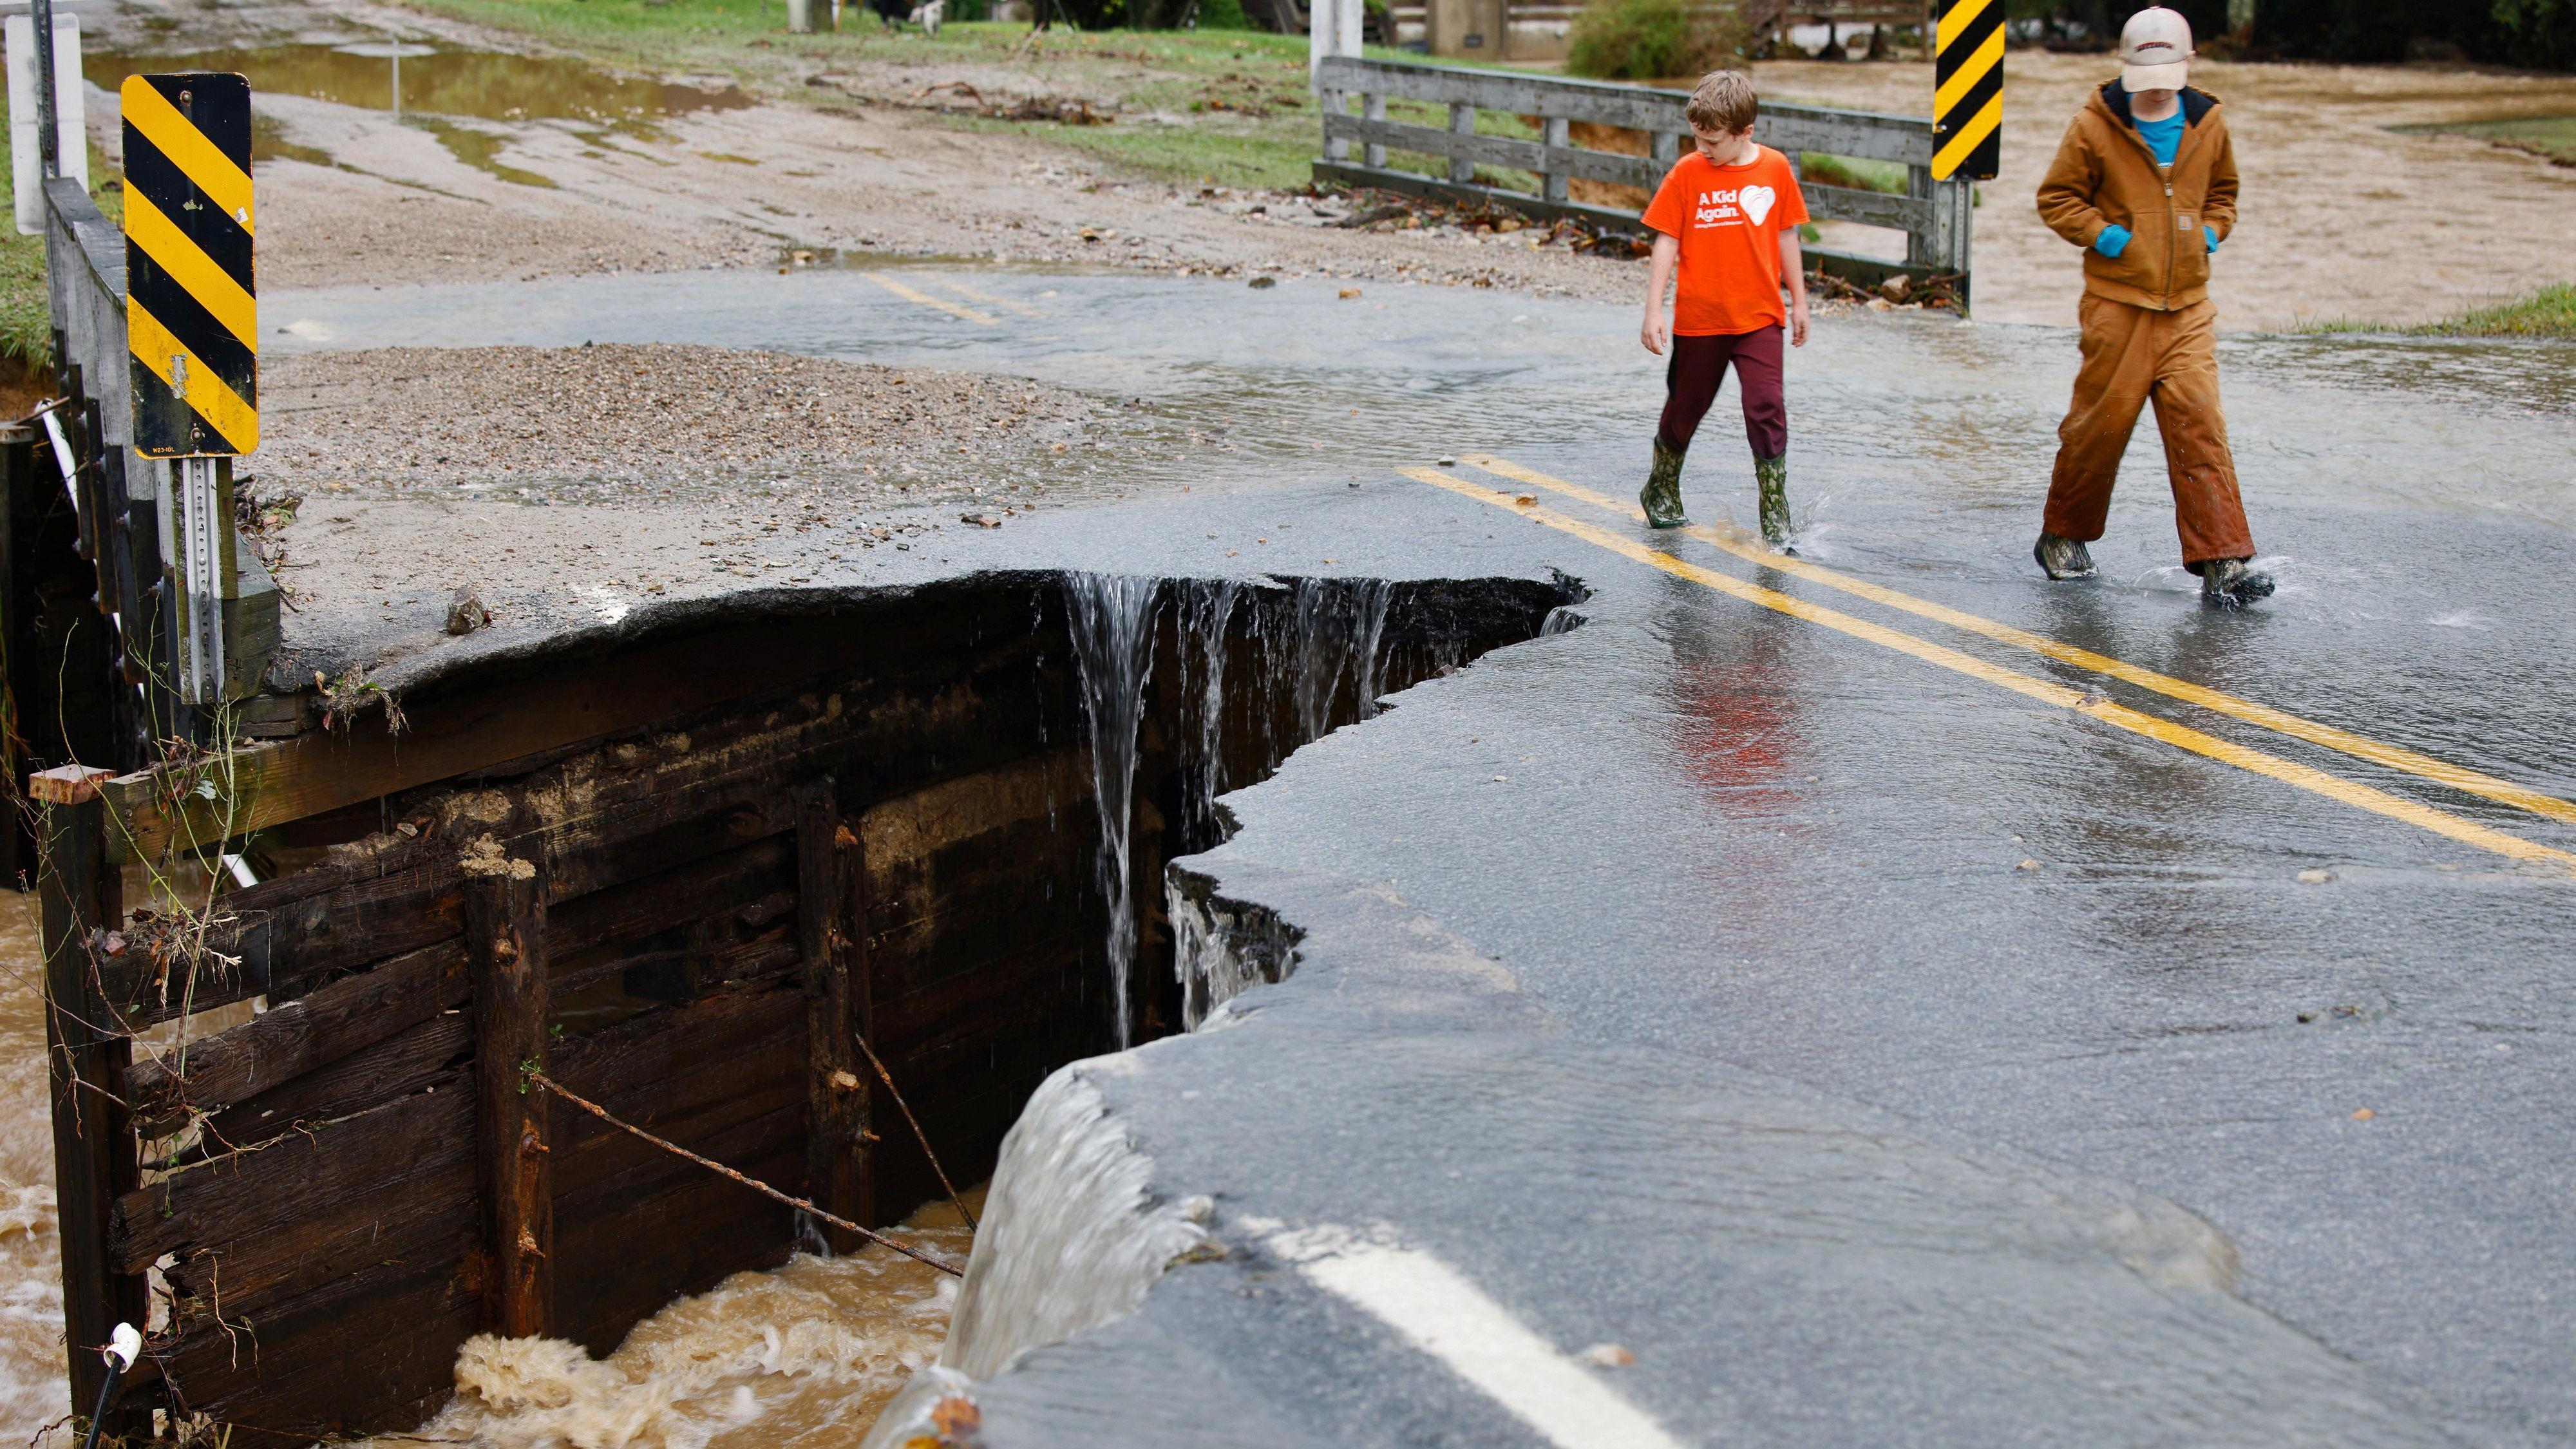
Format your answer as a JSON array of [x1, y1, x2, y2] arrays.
[[1906, 162, 1934, 270], [1363, 92, 1387, 169], [1541, 116, 1569, 204], [1651, 129, 1680, 167], [1938, 178, 1973, 312], [1446, 102, 1476, 184], [1323, 88, 1350, 162], [35, 764, 147, 1439]]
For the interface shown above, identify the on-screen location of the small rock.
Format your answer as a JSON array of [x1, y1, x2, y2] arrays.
[[961, 513, 1003, 527], [1578, 1343, 1636, 1368], [2016, 858, 2040, 871], [1435, 456, 1457, 466], [1248, 276, 1277, 289], [1339, 287, 1363, 299], [1866, 297, 1895, 312], [2297, 867, 2335, 884], [2351, 1108, 2375, 1121], [445, 586, 490, 636]]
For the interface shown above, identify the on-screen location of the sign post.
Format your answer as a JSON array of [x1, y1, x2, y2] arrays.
[[122, 73, 258, 706], [1932, 0, 2002, 183]]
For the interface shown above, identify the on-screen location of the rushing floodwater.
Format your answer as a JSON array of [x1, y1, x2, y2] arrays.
[[0, 896, 64, 1448]]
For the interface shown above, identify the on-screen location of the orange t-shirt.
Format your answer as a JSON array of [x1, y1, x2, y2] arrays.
[[1642, 145, 1810, 336]]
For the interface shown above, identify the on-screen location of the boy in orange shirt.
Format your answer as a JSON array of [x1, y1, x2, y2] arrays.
[[1639, 71, 1812, 544]]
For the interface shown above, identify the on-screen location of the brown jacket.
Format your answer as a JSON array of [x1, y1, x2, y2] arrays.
[[2037, 82, 2239, 312]]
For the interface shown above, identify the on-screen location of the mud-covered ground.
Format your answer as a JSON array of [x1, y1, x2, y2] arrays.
[[75, 1, 2568, 332]]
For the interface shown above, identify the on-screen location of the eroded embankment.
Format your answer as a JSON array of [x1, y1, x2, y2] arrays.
[[43, 567, 1571, 1445]]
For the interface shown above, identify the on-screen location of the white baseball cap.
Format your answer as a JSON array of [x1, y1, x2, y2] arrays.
[[2118, 6, 2193, 92]]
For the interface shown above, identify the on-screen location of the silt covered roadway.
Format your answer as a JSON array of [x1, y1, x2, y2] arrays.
[[273, 267, 2576, 1446]]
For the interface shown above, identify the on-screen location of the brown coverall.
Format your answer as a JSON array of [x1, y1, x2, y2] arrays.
[[2036, 82, 2255, 569]]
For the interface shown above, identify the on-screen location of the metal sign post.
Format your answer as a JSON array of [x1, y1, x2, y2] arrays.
[[123, 72, 258, 706], [1932, 0, 2002, 183], [28, 0, 55, 176]]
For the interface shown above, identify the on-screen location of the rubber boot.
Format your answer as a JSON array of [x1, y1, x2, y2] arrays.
[[2034, 532, 2097, 580], [1641, 439, 1687, 529], [1755, 452, 1791, 547], [2199, 556, 2275, 609]]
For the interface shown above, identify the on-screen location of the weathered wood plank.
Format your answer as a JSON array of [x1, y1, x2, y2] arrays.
[[1313, 56, 1935, 163], [464, 850, 552, 1338], [161, 1135, 473, 1316], [187, 1021, 468, 1171], [170, 1258, 480, 1437], [99, 581, 1063, 864], [112, 1087, 473, 1273], [129, 938, 468, 1135]]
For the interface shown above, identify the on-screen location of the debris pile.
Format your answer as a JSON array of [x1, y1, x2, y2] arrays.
[[1806, 267, 1968, 315]]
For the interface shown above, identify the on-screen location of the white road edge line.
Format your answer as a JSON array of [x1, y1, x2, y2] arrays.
[[1271, 1225, 1691, 1449]]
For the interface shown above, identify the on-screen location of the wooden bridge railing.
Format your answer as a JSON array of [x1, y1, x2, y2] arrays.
[[1312, 55, 1974, 304]]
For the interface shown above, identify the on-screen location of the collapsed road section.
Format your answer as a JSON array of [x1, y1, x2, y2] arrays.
[[21, 562, 1571, 1438]]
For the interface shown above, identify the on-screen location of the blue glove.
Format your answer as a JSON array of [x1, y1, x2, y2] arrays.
[[2094, 224, 2132, 258], [2204, 224, 2220, 252]]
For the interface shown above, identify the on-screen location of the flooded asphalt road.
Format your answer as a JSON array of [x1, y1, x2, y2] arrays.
[[267, 268, 2576, 1444]]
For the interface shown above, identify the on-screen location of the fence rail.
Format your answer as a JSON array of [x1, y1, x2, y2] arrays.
[[1312, 56, 1973, 305]]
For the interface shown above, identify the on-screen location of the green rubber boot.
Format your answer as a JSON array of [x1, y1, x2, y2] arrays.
[[1641, 439, 1687, 529], [1755, 451, 1792, 547]]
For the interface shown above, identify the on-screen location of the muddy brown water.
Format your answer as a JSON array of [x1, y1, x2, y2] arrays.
[[83, 45, 753, 137]]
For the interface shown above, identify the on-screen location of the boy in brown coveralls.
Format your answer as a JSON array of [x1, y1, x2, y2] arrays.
[[2033, 6, 2271, 607]]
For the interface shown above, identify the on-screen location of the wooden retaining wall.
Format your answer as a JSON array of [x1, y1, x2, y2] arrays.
[[37, 573, 1567, 1439]]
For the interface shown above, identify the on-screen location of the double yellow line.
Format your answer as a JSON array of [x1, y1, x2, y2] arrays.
[[1405, 456, 2575, 873], [863, 272, 1046, 326]]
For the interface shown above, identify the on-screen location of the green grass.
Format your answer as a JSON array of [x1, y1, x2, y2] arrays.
[[392, 2, 1653, 189], [2298, 284, 2576, 340], [0, 112, 124, 372]]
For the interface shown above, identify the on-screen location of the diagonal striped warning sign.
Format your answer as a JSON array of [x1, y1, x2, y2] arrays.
[[1933, 0, 2002, 182], [124, 72, 256, 456]]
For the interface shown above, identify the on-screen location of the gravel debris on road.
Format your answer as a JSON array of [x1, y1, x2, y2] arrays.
[[258, 343, 1112, 497]]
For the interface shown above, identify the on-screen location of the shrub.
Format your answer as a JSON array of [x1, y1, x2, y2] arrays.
[[1565, 0, 1746, 82]]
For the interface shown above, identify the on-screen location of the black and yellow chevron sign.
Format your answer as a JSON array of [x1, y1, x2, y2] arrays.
[[123, 73, 256, 457], [1933, 0, 2003, 182]]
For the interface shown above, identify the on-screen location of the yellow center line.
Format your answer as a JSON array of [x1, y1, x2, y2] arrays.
[[929, 276, 1043, 318], [1403, 466, 2573, 873], [1462, 453, 2576, 830], [864, 272, 998, 325], [124, 189, 258, 350]]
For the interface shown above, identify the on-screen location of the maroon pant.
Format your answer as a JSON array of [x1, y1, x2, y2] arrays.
[[1658, 327, 1787, 459]]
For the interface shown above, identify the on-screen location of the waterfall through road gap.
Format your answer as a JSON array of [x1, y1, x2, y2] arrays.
[[1064, 574, 1163, 1050]]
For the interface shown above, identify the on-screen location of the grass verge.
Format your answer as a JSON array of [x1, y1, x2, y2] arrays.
[[0, 113, 124, 374], [2300, 284, 2576, 340]]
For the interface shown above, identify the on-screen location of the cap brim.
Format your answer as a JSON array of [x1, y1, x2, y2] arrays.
[[2121, 60, 2190, 91]]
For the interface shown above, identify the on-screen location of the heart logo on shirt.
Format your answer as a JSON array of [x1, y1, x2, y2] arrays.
[[1740, 184, 1776, 226]]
